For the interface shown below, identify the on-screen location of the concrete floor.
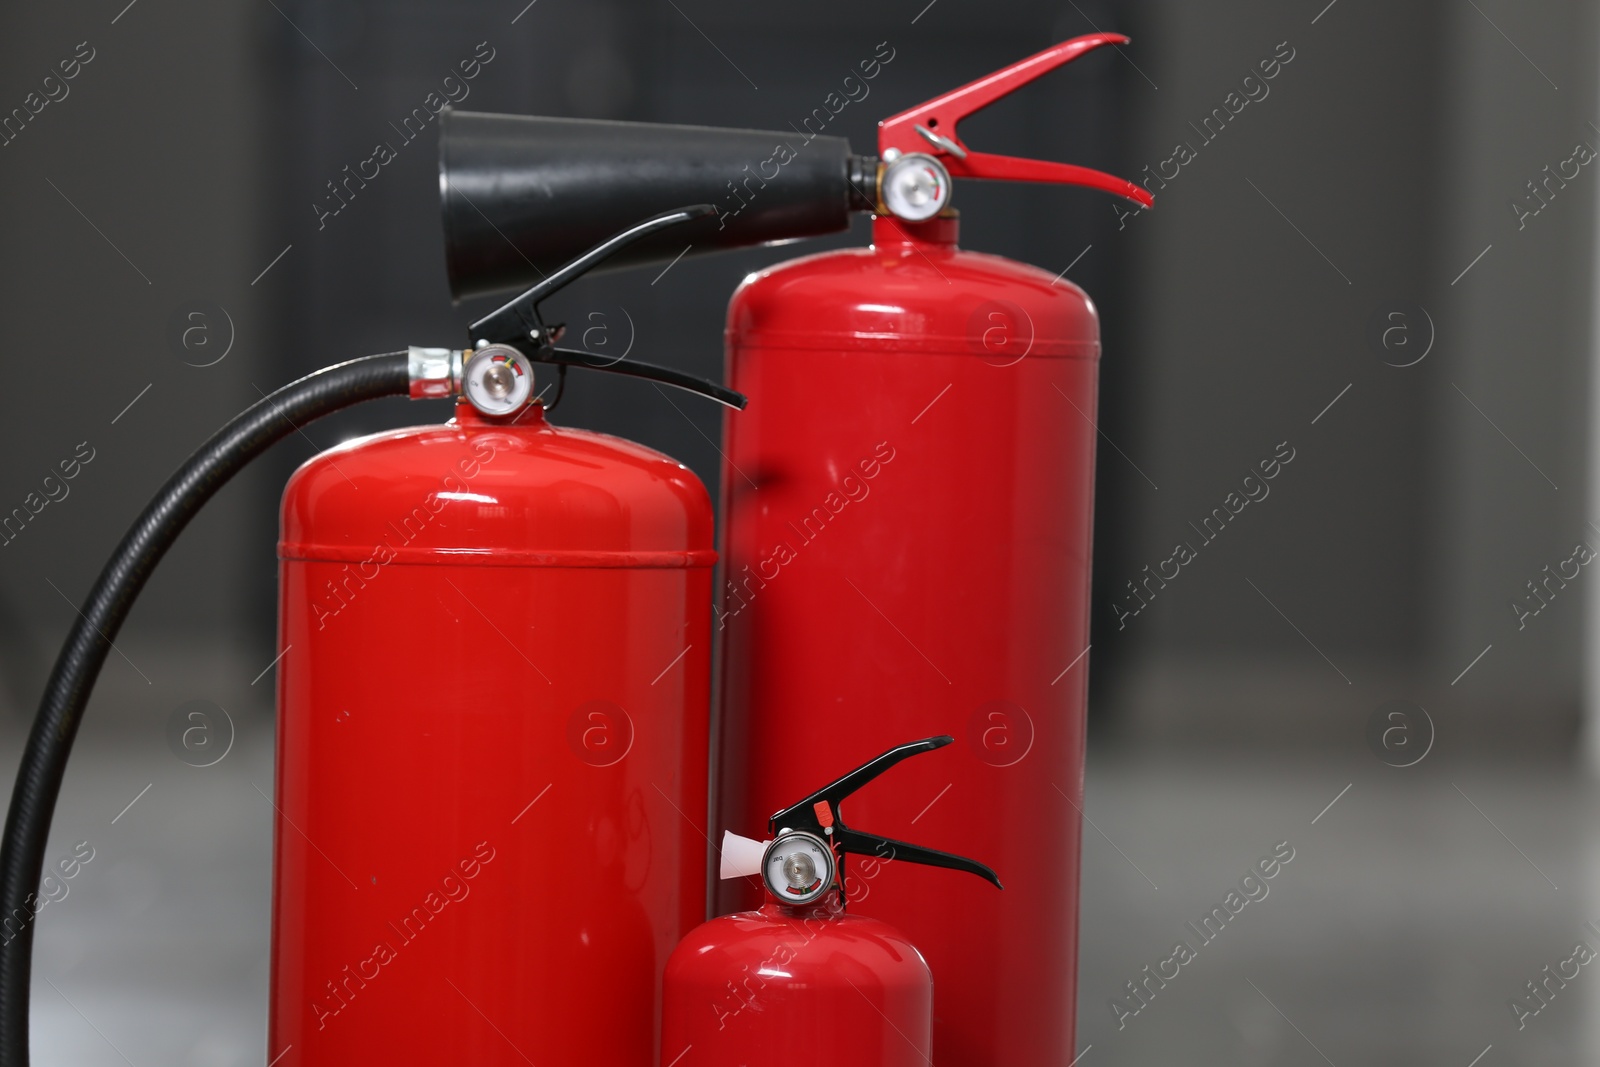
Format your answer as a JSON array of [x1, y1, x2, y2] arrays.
[[6, 660, 1595, 1066], [1075, 751, 1596, 1067]]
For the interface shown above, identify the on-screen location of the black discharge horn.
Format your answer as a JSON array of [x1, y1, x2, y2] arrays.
[[438, 110, 878, 300]]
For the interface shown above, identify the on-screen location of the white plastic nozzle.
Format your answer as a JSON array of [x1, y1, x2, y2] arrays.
[[719, 831, 770, 880]]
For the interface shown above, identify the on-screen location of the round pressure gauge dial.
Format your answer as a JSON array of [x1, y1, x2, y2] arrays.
[[762, 831, 835, 906], [463, 344, 535, 417], [881, 152, 952, 222]]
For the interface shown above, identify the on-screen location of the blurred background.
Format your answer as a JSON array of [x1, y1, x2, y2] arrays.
[[1, 0, 1597, 1062]]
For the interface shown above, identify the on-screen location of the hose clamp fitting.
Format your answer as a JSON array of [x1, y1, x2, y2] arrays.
[[408, 346, 463, 400]]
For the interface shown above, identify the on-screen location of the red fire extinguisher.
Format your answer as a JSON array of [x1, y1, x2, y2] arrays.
[[662, 736, 999, 1067], [269, 208, 744, 1065], [714, 35, 1152, 1067], [0, 205, 745, 1065]]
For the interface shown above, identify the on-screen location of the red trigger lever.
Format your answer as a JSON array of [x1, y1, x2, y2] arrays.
[[877, 33, 1154, 209]]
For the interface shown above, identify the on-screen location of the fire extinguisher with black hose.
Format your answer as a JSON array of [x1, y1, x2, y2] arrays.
[[0, 208, 751, 1067]]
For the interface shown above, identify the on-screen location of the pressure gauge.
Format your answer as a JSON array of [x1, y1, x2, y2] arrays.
[[881, 152, 951, 222], [463, 344, 535, 416], [762, 830, 835, 906]]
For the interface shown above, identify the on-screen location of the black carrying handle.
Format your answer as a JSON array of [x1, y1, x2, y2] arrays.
[[769, 735, 1002, 890], [548, 348, 745, 409], [467, 205, 746, 410]]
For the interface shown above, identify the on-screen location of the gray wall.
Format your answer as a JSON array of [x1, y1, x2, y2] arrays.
[[0, 0, 269, 707], [1101, 0, 1598, 749], [0, 0, 1593, 752]]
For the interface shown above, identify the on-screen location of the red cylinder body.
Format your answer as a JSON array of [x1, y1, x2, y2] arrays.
[[271, 401, 713, 1065], [662, 903, 933, 1066], [716, 216, 1099, 1065]]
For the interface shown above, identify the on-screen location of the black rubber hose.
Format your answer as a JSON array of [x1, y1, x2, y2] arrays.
[[0, 351, 411, 1065]]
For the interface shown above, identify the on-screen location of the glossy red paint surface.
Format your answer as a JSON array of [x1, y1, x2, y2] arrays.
[[662, 904, 932, 1066], [271, 401, 714, 1066], [716, 216, 1099, 1065]]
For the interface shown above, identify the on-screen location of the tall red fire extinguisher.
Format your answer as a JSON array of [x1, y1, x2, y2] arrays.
[[713, 36, 1152, 1066]]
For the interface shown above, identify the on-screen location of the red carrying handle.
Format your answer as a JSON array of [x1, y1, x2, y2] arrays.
[[878, 33, 1154, 208]]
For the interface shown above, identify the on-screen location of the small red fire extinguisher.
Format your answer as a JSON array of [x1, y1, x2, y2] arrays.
[[662, 736, 999, 1067]]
